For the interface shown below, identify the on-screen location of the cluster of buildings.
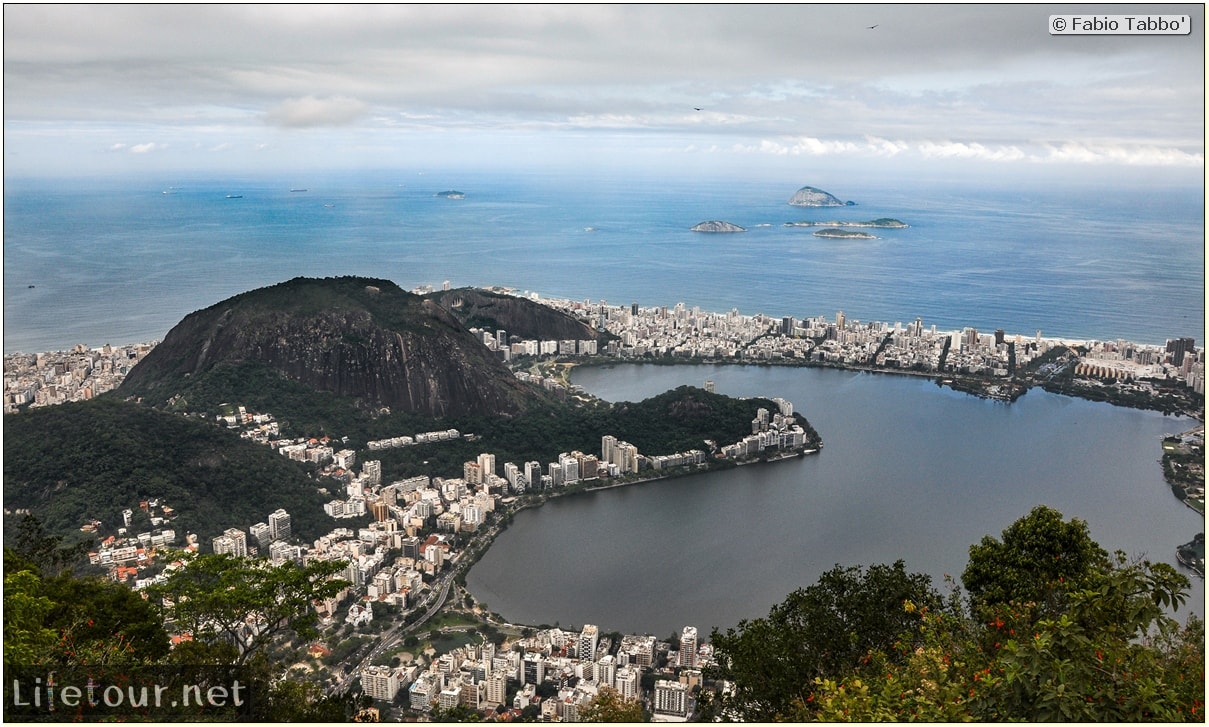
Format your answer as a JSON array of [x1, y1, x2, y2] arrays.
[[163, 394, 805, 698], [210, 507, 294, 561], [1075, 336, 1204, 392], [2, 342, 155, 412], [527, 293, 1203, 393], [85, 498, 184, 585], [370, 624, 708, 720], [721, 399, 814, 459], [367, 428, 464, 451], [472, 327, 599, 363]]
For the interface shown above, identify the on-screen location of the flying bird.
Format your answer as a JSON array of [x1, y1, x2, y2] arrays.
[[693, 107, 702, 111], [867, 24, 879, 29]]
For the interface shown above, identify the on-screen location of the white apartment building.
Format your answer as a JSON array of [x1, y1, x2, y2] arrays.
[[654, 679, 689, 716]]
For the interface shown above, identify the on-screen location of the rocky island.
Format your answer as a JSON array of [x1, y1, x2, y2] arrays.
[[691, 220, 746, 233], [786, 218, 908, 228], [813, 228, 878, 239], [787, 185, 853, 207]]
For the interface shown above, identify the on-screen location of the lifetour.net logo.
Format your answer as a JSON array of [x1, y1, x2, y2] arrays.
[[4, 666, 254, 721]]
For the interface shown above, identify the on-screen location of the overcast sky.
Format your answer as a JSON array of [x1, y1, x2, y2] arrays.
[[3, 3, 1204, 182]]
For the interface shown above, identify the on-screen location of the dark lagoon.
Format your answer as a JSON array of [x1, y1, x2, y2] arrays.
[[466, 364, 1203, 638]]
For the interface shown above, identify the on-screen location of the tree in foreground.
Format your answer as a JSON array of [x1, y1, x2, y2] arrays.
[[808, 554, 1203, 721], [962, 504, 1111, 621], [148, 551, 349, 666], [4, 546, 363, 721], [704, 507, 1204, 722], [579, 685, 647, 722], [702, 560, 942, 721]]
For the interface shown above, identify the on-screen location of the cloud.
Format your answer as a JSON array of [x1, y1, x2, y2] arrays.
[[732, 136, 1200, 168], [108, 142, 165, 154], [263, 95, 368, 128], [916, 141, 1026, 162], [1040, 142, 1204, 167]]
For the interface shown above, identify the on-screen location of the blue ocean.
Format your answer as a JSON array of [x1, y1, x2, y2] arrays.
[[3, 170, 1204, 353]]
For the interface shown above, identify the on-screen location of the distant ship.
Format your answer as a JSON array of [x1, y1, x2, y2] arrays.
[[226, 194, 243, 199], [290, 188, 308, 192]]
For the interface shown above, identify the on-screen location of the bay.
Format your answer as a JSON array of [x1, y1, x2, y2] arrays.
[[466, 364, 1203, 637]]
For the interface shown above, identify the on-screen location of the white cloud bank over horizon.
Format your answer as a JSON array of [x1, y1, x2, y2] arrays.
[[4, 4, 1203, 180]]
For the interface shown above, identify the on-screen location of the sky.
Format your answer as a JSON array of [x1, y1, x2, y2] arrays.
[[3, 3, 1205, 183]]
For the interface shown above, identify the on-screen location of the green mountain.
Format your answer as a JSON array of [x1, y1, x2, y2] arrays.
[[2, 397, 331, 549], [119, 276, 550, 420]]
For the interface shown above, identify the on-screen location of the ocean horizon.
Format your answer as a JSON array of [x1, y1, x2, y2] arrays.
[[3, 170, 1204, 354]]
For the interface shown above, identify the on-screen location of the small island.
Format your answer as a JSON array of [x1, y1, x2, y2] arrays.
[[786, 218, 908, 229], [691, 220, 746, 233], [435, 190, 465, 199], [788, 185, 852, 207], [813, 228, 878, 239]]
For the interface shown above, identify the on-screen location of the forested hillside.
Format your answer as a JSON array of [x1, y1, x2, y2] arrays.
[[3, 397, 331, 549]]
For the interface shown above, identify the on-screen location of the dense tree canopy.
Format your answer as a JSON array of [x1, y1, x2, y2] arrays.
[[704, 560, 942, 721], [962, 504, 1111, 618]]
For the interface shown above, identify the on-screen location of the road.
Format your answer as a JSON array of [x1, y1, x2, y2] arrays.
[[327, 573, 456, 696]]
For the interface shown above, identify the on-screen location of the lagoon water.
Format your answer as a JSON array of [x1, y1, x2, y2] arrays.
[[466, 364, 1203, 637]]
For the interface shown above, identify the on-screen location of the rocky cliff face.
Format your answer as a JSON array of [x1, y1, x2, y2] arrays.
[[788, 186, 849, 207], [120, 277, 540, 418], [427, 288, 609, 343]]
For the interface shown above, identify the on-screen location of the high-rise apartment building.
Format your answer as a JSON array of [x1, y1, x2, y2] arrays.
[[522, 653, 545, 685], [601, 434, 617, 464], [614, 666, 639, 701], [596, 654, 617, 687], [579, 624, 599, 662], [524, 461, 543, 491], [654, 679, 689, 716], [477, 452, 497, 480], [1168, 337, 1197, 367], [362, 459, 382, 486], [212, 527, 247, 557], [268, 508, 291, 542], [485, 671, 507, 705], [679, 626, 698, 669], [361, 665, 401, 701], [249, 522, 272, 550]]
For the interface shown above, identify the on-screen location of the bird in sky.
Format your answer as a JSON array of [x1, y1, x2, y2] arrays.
[[693, 107, 702, 111], [867, 24, 879, 29]]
